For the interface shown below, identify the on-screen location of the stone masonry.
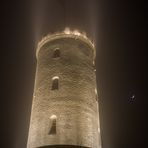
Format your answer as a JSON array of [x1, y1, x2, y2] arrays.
[[27, 33, 101, 148]]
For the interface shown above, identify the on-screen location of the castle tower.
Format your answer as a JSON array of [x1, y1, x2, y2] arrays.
[[27, 31, 101, 148]]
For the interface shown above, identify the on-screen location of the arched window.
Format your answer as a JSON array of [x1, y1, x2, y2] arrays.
[[53, 48, 60, 58], [48, 115, 57, 135], [51, 76, 59, 90]]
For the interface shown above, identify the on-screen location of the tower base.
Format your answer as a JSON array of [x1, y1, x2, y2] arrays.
[[38, 145, 90, 148]]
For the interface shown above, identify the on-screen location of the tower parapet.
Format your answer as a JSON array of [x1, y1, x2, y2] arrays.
[[36, 31, 96, 60]]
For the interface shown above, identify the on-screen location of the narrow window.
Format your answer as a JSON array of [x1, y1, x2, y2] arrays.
[[48, 115, 57, 135], [95, 88, 98, 101], [51, 76, 59, 90], [53, 48, 60, 58]]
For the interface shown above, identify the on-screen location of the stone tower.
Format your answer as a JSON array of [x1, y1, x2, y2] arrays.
[[27, 31, 101, 148]]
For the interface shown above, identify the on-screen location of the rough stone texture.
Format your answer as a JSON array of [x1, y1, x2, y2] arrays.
[[38, 145, 90, 148], [27, 36, 101, 148]]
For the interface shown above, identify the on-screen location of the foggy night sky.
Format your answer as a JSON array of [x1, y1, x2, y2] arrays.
[[1, 0, 147, 148]]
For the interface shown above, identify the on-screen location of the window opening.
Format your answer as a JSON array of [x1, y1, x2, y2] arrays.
[[51, 76, 59, 90], [95, 88, 98, 101], [53, 48, 60, 58], [48, 115, 57, 135]]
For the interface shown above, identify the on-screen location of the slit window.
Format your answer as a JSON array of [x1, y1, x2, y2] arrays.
[[53, 48, 60, 58], [51, 76, 59, 90], [95, 88, 98, 101], [48, 115, 57, 135]]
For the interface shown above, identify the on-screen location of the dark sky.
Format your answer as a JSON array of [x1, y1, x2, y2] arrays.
[[1, 0, 147, 148]]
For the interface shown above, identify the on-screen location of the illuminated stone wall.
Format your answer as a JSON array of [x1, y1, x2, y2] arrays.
[[27, 34, 101, 148]]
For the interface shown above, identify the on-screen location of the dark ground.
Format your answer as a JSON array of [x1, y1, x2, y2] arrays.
[[1, 0, 147, 148]]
